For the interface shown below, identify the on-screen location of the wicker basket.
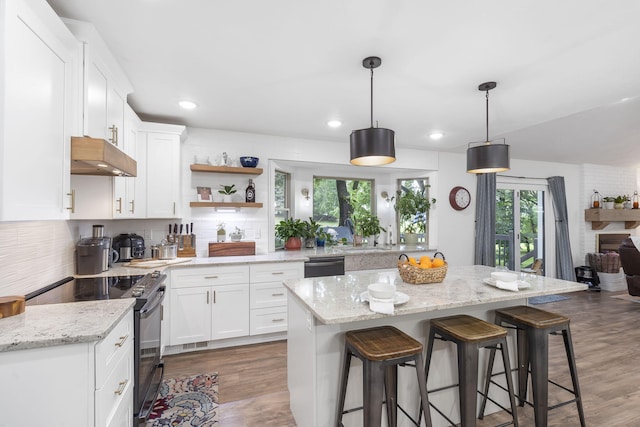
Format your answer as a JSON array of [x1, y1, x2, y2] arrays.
[[397, 252, 447, 284]]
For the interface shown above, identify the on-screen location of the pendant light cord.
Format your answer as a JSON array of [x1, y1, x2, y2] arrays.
[[485, 88, 489, 142], [370, 66, 374, 128]]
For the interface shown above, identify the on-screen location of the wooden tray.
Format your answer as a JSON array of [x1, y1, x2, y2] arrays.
[[208, 242, 256, 257]]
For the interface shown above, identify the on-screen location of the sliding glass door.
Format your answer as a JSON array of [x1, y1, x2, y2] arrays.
[[496, 184, 546, 273]]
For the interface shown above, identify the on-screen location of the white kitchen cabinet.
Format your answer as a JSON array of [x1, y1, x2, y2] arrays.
[[0, 0, 81, 221], [249, 262, 303, 335], [141, 123, 186, 218], [0, 309, 133, 427], [169, 265, 250, 346], [113, 104, 144, 218]]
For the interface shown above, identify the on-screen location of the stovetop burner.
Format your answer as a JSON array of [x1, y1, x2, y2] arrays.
[[25, 271, 165, 306]]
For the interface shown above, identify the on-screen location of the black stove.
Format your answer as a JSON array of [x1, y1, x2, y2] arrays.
[[25, 271, 164, 309]]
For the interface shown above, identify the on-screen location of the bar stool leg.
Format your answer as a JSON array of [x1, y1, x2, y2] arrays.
[[363, 360, 385, 426], [414, 353, 432, 427], [498, 339, 520, 427], [336, 347, 352, 427], [384, 365, 398, 427], [528, 328, 549, 427], [458, 342, 479, 427], [478, 346, 497, 418], [515, 326, 529, 406], [562, 327, 586, 427]]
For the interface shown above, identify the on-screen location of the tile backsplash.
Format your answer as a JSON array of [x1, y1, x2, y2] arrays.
[[0, 221, 77, 296]]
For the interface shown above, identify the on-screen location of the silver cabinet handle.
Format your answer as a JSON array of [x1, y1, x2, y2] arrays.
[[66, 190, 75, 213], [204, 276, 219, 279], [114, 379, 128, 395], [271, 293, 284, 297], [116, 197, 122, 213], [271, 272, 285, 275], [214, 290, 216, 304], [271, 318, 285, 322], [129, 199, 135, 214], [114, 334, 128, 347], [108, 125, 118, 146], [206, 290, 210, 304]]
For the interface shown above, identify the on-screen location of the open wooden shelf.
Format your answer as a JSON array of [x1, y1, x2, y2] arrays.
[[190, 164, 263, 175], [584, 208, 640, 230], [190, 202, 263, 208]]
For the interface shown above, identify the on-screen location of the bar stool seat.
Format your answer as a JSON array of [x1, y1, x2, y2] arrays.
[[425, 315, 519, 427], [336, 325, 431, 427], [479, 305, 586, 427]]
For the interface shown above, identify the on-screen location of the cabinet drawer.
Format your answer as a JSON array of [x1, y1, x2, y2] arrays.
[[96, 312, 133, 387], [96, 339, 133, 427], [172, 265, 249, 288], [250, 262, 303, 283], [250, 307, 288, 335], [250, 282, 287, 309], [106, 383, 133, 427]]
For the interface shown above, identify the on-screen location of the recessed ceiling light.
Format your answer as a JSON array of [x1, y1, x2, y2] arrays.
[[327, 120, 342, 128], [429, 132, 444, 140], [179, 100, 197, 109]]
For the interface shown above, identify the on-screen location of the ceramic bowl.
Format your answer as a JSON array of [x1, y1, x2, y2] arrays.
[[368, 282, 396, 300], [240, 156, 259, 167], [491, 271, 518, 283]]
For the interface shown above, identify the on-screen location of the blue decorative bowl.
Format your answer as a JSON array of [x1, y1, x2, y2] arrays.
[[240, 156, 259, 168]]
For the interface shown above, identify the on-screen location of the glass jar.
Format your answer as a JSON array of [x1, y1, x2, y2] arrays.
[[591, 190, 602, 208], [633, 191, 639, 209]]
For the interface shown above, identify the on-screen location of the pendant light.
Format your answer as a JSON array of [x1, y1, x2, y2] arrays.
[[350, 56, 396, 166], [466, 81, 510, 174]]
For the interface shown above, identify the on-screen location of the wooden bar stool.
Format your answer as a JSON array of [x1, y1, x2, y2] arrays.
[[424, 315, 519, 427], [479, 305, 586, 427], [336, 325, 431, 427]]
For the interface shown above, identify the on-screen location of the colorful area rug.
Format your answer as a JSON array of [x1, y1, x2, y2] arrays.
[[528, 294, 570, 305], [146, 372, 219, 426], [611, 294, 640, 303]]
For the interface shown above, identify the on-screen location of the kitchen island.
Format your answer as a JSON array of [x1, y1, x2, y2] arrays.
[[283, 265, 587, 427]]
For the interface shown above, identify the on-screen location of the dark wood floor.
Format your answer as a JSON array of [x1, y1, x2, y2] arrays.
[[163, 289, 640, 426]]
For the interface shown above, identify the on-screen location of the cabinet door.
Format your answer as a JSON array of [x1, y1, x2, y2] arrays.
[[145, 132, 181, 218], [86, 57, 109, 139], [1, 0, 79, 221], [113, 104, 142, 218], [211, 284, 250, 340], [170, 287, 211, 345]]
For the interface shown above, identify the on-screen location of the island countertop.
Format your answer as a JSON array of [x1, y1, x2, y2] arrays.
[[283, 265, 587, 325]]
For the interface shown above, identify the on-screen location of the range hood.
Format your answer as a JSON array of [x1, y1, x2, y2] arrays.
[[70, 136, 137, 177]]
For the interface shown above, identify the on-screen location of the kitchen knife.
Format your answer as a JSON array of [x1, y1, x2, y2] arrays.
[[180, 224, 183, 235], [168, 224, 172, 236], [191, 222, 194, 234], [174, 223, 178, 234], [186, 224, 189, 235]]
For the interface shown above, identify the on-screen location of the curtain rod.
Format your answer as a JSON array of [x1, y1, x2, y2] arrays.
[[497, 174, 549, 180]]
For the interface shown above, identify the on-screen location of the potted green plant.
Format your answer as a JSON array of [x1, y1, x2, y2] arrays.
[[614, 195, 627, 210], [394, 187, 436, 245], [602, 196, 615, 209], [354, 212, 385, 245], [219, 184, 237, 202], [275, 218, 305, 250], [301, 217, 321, 248]]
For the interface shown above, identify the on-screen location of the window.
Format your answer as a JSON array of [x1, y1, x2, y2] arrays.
[[313, 176, 373, 242], [396, 178, 433, 244], [274, 170, 290, 249]]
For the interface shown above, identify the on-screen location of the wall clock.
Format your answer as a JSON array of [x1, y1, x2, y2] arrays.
[[449, 186, 471, 210]]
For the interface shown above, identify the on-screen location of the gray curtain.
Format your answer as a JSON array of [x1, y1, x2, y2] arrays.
[[547, 176, 576, 281], [474, 173, 496, 266]]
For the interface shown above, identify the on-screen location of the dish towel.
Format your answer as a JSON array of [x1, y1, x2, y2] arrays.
[[369, 297, 394, 314], [496, 280, 519, 292]]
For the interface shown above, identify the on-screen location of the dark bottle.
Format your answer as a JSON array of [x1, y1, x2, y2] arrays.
[[245, 179, 255, 203]]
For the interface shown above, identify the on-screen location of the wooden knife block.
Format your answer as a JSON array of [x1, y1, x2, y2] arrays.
[[178, 234, 196, 257]]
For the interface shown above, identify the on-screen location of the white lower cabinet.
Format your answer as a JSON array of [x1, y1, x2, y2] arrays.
[[0, 309, 133, 427], [170, 266, 250, 346]]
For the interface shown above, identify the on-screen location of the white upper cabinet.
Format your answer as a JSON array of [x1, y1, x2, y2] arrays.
[[62, 18, 133, 147], [0, 0, 81, 221], [140, 123, 186, 219], [113, 104, 144, 218]]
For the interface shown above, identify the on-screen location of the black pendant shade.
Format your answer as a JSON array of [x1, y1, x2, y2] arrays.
[[350, 127, 396, 166], [466, 141, 510, 173], [350, 56, 396, 166], [466, 81, 510, 174]]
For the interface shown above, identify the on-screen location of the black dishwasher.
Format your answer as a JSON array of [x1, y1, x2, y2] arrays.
[[304, 256, 345, 278]]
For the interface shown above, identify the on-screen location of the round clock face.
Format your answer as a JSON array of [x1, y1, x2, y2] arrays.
[[449, 186, 471, 210]]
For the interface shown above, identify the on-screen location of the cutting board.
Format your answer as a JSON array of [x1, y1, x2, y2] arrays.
[[208, 242, 256, 257], [125, 258, 193, 268], [0, 296, 25, 319]]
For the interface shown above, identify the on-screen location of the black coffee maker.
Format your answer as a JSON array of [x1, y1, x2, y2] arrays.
[[112, 233, 145, 262]]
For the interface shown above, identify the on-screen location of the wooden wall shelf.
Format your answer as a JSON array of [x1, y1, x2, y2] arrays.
[[190, 164, 263, 175], [584, 208, 640, 230], [190, 202, 263, 208]]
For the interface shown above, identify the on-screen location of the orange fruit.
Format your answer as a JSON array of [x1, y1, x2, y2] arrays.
[[408, 257, 417, 266], [419, 258, 432, 269], [432, 258, 445, 268], [419, 256, 432, 265]]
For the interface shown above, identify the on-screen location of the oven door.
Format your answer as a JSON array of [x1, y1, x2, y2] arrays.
[[135, 287, 165, 423]]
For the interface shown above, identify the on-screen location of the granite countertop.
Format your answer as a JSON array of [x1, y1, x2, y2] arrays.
[[283, 265, 588, 325], [0, 299, 135, 353]]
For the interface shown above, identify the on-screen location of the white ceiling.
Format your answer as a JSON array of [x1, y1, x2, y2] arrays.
[[46, 0, 640, 168]]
